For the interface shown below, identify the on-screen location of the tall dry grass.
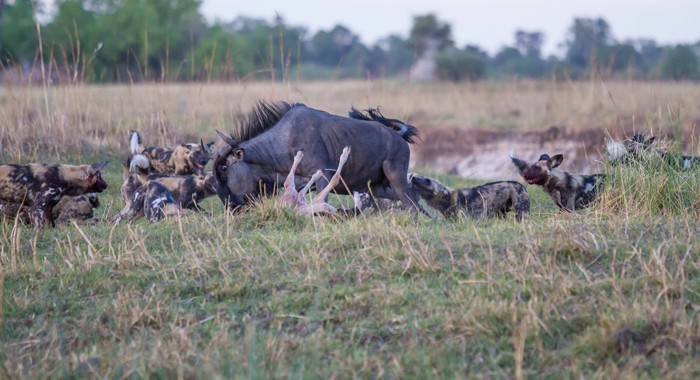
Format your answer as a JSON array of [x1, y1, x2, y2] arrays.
[[1, 80, 699, 162]]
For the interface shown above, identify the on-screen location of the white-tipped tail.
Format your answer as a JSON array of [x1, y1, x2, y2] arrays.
[[605, 139, 627, 160], [129, 154, 150, 172], [129, 131, 141, 154]]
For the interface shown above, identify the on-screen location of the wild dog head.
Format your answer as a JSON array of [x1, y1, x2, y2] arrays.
[[131, 130, 214, 175], [510, 154, 562, 185], [408, 173, 452, 211]]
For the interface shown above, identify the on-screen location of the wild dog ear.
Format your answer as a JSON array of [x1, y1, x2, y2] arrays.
[[88, 161, 108, 176], [216, 129, 238, 147], [644, 136, 655, 147], [548, 154, 564, 169]]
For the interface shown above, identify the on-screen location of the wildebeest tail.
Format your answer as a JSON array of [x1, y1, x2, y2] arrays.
[[129, 130, 142, 154], [349, 107, 418, 144]]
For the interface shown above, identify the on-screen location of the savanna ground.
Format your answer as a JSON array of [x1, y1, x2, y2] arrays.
[[0, 79, 699, 378]]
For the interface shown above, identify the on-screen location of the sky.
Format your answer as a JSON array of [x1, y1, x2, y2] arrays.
[[200, 0, 700, 56]]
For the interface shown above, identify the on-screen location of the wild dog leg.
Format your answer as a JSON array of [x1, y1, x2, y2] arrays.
[[29, 187, 62, 228]]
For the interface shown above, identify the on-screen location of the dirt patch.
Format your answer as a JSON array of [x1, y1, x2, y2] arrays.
[[410, 126, 612, 180]]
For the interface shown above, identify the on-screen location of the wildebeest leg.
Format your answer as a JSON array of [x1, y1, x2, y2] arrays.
[[381, 160, 425, 214], [311, 146, 350, 204]]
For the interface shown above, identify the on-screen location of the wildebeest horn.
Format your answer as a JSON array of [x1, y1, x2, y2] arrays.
[[216, 129, 238, 147]]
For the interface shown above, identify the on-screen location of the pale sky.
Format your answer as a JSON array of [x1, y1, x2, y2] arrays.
[[201, 0, 700, 56]]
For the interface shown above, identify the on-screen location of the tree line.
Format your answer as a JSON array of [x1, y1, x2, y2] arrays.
[[1, 0, 698, 83]]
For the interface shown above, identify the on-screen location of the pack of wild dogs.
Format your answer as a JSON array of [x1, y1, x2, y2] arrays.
[[0, 101, 697, 228]]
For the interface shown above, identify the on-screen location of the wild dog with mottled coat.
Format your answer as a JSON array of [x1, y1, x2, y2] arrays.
[[52, 194, 100, 224], [113, 156, 217, 222], [607, 133, 700, 169], [0, 161, 108, 227], [409, 174, 530, 220], [129, 130, 214, 175], [131, 182, 181, 222], [0, 194, 100, 224], [511, 154, 604, 212]]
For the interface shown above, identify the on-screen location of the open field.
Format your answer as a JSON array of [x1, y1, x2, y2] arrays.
[[1, 80, 700, 378]]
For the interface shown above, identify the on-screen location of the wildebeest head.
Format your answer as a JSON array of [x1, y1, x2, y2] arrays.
[[213, 130, 270, 210], [408, 173, 452, 210], [510, 154, 563, 185]]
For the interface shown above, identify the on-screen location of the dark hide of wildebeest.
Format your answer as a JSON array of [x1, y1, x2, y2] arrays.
[[409, 174, 530, 221], [213, 101, 422, 212], [129, 130, 214, 175], [0, 162, 108, 227], [511, 154, 604, 212]]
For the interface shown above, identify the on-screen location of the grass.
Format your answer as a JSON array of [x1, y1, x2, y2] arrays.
[[1, 80, 700, 378]]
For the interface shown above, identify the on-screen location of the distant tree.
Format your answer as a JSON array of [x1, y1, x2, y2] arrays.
[[598, 42, 641, 75], [515, 30, 544, 58], [0, 0, 40, 63], [563, 17, 613, 72], [367, 34, 414, 77], [660, 45, 698, 80], [434, 48, 486, 82], [409, 14, 453, 55], [308, 25, 360, 67], [635, 38, 663, 73]]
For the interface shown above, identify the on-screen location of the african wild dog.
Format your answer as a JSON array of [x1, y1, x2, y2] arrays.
[[0, 161, 108, 227], [52, 194, 100, 224], [607, 133, 700, 169], [129, 130, 214, 175], [408, 174, 530, 221], [0, 195, 99, 224], [113, 155, 217, 222], [511, 154, 604, 212], [133, 182, 181, 222], [281, 146, 351, 216]]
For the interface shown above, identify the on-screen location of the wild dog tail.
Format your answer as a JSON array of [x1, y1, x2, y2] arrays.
[[605, 139, 627, 161], [129, 130, 142, 154], [129, 154, 150, 175], [349, 107, 418, 144]]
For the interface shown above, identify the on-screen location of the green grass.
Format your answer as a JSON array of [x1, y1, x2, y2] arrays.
[[1, 81, 700, 378], [1, 161, 699, 378]]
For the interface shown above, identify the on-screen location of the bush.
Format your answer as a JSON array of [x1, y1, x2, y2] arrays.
[[434, 49, 487, 82]]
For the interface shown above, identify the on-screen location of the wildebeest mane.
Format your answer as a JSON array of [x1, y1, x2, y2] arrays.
[[233, 101, 303, 143], [348, 107, 419, 144]]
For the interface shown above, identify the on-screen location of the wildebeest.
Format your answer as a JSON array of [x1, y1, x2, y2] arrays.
[[511, 154, 604, 211], [607, 133, 700, 169], [129, 130, 214, 175], [0, 162, 108, 227], [281, 147, 351, 216], [409, 174, 530, 221], [214, 101, 422, 212]]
